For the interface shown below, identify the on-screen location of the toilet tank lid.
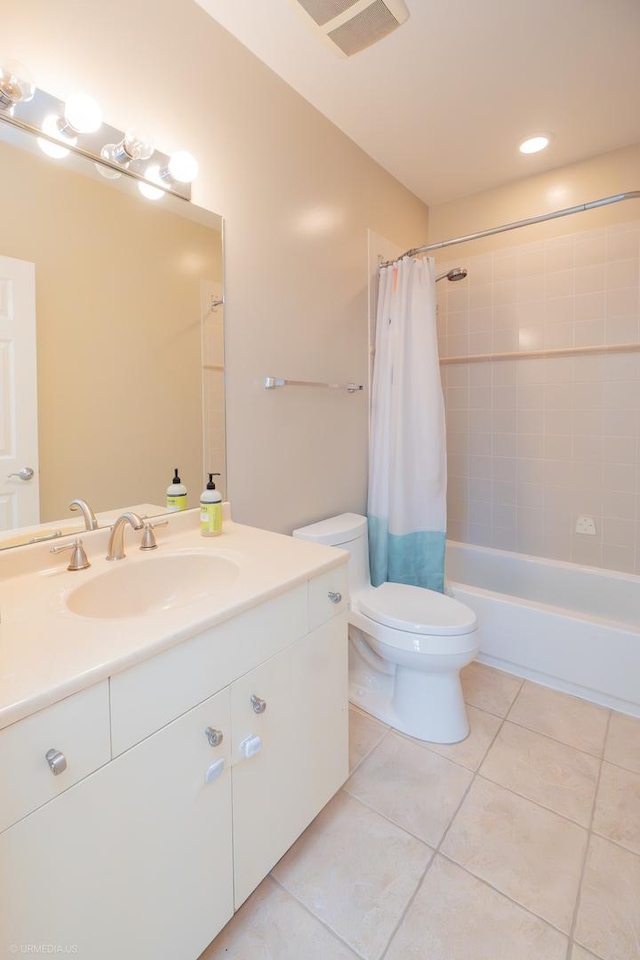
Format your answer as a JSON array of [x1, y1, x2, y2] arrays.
[[292, 513, 367, 545], [358, 582, 477, 636]]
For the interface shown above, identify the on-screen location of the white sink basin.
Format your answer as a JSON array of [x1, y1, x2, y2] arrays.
[[65, 552, 240, 619]]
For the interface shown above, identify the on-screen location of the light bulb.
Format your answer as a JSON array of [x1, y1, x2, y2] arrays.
[[138, 164, 165, 201], [63, 93, 102, 134], [168, 150, 198, 184], [519, 134, 551, 155], [37, 113, 76, 159], [0, 59, 35, 110], [101, 129, 154, 167], [123, 129, 154, 161]]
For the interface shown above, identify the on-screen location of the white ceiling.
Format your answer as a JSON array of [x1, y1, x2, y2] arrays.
[[195, 0, 640, 205]]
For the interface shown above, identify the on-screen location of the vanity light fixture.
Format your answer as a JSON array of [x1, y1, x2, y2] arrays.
[[519, 133, 551, 154], [0, 59, 35, 111], [0, 60, 198, 201]]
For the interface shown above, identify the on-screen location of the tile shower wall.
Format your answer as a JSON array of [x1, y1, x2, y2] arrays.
[[437, 220, 640, 574]]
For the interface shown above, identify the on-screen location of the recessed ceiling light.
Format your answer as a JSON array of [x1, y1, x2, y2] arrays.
[[519, 134, 551, 155]]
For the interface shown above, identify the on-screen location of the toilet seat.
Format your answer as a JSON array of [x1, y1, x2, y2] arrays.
[[357, 582, 477, 636]]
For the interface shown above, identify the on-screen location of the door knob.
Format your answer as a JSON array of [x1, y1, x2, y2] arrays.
[[7, 467, 34, 481], [250, 695, 267, 714]]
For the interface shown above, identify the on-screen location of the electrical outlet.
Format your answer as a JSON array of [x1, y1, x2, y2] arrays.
[[575, 515, 596, 536]]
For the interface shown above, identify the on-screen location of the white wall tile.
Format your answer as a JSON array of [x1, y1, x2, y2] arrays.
[[440, 221, 640, 575]]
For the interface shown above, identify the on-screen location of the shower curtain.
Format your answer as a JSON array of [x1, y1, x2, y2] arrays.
[[368, 255, 447, 592]]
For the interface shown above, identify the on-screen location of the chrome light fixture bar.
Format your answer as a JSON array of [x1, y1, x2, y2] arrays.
[[0, 75, 196, 201]]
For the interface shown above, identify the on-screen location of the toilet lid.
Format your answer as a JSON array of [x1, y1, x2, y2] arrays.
[[358, 582, 477, 636]]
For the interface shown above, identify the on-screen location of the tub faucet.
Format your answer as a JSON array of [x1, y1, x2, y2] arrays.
[[106, 512, 144, 561], [69, 498, 99, 531]]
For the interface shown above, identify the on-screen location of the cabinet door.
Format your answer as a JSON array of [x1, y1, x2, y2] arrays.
[[232, 614, 348, 907], [0, 687, 233, 960]]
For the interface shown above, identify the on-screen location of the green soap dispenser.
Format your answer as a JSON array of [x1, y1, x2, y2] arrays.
[[200, 473, 222, 536], [166, 468, 188, 512]]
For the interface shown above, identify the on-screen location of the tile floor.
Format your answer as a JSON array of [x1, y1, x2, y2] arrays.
[[200, 662, 640, 960]]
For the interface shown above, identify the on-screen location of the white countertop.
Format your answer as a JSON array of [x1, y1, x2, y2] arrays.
[[0, 509, 347, 730]]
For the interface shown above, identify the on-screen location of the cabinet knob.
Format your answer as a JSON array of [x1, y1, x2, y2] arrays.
[[328, 591, 342, 604], [239, 734, 262, 759], [45, 748, 67, 776], [205, 727, 224, 747], [250, 694, 267, 714], [205, 758, 225, 783]]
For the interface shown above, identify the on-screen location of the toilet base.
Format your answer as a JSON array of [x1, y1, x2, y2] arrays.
[[349, 676, 470, 744], [349, 633, 472, 744]]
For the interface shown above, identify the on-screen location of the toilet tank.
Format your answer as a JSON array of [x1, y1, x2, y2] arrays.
[[292, 513, 370, 594]]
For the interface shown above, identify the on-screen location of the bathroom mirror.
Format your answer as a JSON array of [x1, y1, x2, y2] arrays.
[[0, 122, 224, 550]]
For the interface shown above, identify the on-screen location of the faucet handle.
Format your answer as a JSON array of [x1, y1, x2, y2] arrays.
[[51, 538, 90, 571], [140, 519, 169, 551]]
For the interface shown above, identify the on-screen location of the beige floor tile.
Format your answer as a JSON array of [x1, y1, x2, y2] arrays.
[[420, 704, 502, 771], [593, 761, 640, 855], [461, 661, 523, 717], [480, 721, 600, 826], [575, 835, 640, 960], [345, 731, 473, 846], [348, 707, 388, 772], [441, 777, 587, 932], [508, 681, 609, 756], [385, 855, 567, 960], [272, 791, 431, 960], [571, 946, 600, 960], [605, 711, 640, 775], [199, 876, 358, 959]]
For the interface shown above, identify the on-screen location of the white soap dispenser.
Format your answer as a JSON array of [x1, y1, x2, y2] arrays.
[[200, 473, 222, 536], [166, 468, 188, 512]]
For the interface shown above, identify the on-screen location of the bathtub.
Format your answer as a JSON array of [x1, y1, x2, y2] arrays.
[[445, 541, 640, 718]]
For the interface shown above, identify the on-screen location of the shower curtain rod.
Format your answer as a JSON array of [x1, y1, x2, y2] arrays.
[[379, 190, 640, 268]]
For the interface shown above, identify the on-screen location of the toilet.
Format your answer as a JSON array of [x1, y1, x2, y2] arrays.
[[293, 513, 479, 744]]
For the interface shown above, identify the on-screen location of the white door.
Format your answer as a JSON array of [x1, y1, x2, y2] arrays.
[[0, 254, 39, 530]]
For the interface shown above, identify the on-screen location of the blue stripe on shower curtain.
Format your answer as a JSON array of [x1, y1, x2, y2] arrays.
[[368, 517, 446, 593], [368, 256, 447, 593]]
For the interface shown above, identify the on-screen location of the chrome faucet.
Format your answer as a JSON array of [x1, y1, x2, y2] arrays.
[[106, 512, 144, 561], [69, 498, 99, 531]]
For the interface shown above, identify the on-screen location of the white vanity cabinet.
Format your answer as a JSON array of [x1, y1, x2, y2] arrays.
[[0, 686, 235, 960], [0, 560, 348, 959]]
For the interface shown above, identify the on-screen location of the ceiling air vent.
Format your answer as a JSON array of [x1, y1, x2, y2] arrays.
[[292, 0, 410, 57]]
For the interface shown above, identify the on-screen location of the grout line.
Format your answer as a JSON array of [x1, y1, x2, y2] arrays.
[[565, 709, 613, 960], [378, 853, 437, 960], [436, 708, 510, 853], [505, 713, 608, 759], [348, 716, 392, 775], [379, 704, 514, 959], [268, 872, 365, 960], [436, 849, 573, 940]]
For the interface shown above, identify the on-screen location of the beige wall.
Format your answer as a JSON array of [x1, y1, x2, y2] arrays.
[[430, 144, 640, 573], [0, 139, 220, 521], [2, 0, 428, 534]]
